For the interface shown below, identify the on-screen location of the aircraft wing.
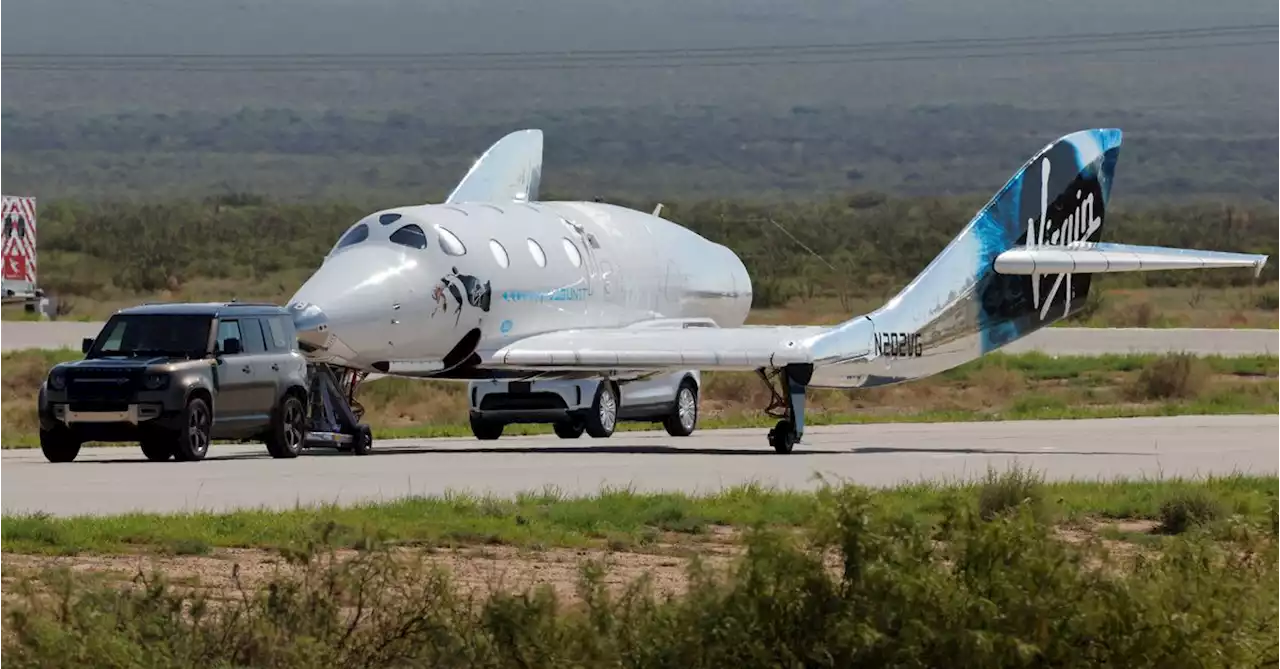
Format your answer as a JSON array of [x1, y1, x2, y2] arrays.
[[994, 243, 1268, 277], [444, 129, 543, 204], [487, 323, 830, 371]]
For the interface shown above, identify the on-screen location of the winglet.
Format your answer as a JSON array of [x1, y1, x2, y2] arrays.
[[652, 203, 665, 217], [444, 129, 543, 204]]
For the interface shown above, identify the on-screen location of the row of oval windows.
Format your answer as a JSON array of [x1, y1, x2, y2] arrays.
[[335, 220, 583, 269]]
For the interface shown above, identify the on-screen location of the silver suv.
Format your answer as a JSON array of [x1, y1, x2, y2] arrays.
[[467, 371, 701, 440], [37, 302, 311, 463]]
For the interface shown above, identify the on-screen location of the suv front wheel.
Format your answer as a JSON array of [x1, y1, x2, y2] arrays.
[[470, 413, 504, 440], [139, 439, 174, 462], [265, 394, 306, 459], [172, 396, 212, 462], [40, 426, 82, 463]]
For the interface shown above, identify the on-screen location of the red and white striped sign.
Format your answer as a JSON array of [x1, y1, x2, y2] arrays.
[[2, 195, 38, 292]]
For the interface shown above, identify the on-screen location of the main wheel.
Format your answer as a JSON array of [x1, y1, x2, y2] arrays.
[[172, 397, 212, 462], [265, 394, 306, 459], [585, 381, 618, 439], [768, 419, 797, 454], [663, 378, 699, 437], [39, 426, 81, 463], [553, 420, 585, 439], [352, 423, 374, 455], [470, 413, 504, 440], [139, 438, 174, 462]]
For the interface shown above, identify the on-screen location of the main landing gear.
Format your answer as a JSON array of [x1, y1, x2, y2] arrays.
[[302, 364, 374, 455], [757, 363, 812, 454]]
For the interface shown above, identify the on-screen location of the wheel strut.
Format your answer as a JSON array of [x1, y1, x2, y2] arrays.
[[758, 364, 812, 454]]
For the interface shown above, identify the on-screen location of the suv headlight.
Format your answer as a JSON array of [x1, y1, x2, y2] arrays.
[[143, 374, 170, 390], [48, 371, 67, 391]]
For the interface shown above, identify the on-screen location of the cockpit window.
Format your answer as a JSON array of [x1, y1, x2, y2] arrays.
[[389, 223, 428, 249], [436, 225, 467, 256], [334, 223, 369, 251], [379, 212, 402, 225]]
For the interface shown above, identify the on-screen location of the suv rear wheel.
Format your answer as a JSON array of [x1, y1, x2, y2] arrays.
[[585, 381, 618, 439], [663, 378, 699, 437], [40, 426, 82, 463], [265, 394, 306, 459], [172, 396, 212, 462]]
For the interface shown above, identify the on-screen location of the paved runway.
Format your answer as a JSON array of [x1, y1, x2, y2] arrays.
[[3, 415, 1275, 516], [3, 321, 1276, 355], [2, 321, 105, 352]]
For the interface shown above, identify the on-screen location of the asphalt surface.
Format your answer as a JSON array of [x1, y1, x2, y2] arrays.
[[2, 321, 105, 351], [3, 415, 1275, 516], [2, 321, 1276, 355]]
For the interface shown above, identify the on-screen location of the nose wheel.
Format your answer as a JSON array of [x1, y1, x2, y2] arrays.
[[758, 364, 811, 454]]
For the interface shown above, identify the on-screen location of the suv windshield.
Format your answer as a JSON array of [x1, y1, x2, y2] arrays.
[[88, 314, 214, 359]]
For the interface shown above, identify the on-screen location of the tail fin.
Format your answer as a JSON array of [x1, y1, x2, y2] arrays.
[[444, 129, 543, 204], [867, 128, 1266, 358]]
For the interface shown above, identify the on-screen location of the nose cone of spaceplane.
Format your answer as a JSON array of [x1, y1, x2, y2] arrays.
[[288, 244, 422, 366]]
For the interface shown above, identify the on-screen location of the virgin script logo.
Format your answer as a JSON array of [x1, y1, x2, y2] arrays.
[[1026, 157, 1102, 320]]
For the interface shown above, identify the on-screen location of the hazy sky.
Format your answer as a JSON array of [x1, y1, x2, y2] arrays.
[[4, 0, 1274, 54]]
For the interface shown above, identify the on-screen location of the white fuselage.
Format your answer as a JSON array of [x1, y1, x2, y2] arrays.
[[287, 201, 752, 376]]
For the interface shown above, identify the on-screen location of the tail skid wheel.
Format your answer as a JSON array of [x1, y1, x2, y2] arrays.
[[758, 364, 811, 454], [768, 420, 797, 454]]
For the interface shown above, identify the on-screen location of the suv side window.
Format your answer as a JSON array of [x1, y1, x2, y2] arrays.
[[216, 319, 243, 354], [239, 318, 268, 354], [261, 315, 292, 352]]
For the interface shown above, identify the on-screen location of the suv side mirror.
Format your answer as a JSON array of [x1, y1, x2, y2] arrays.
[[81, 337, 94, 354], [221, 338, 243, 355]]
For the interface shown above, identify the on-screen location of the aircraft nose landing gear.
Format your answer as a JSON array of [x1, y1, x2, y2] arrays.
[[302, 364, 374, 455], [758, 363, 811, 454]]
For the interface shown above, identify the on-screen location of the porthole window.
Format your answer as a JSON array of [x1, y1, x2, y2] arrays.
[[436, 225, 467, 256], [334, 223, 369, 252], [389, 223, 428, 249], [489, 239, 509, 268], [379, 212, 402, 225], [561, 238, 582, 268], [527, 238, 547, 267]]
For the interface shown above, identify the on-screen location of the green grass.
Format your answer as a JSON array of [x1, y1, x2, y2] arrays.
[[4, 472, 1275, 556]]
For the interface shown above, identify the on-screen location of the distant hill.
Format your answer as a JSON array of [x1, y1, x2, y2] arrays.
[[1, 0, 1275, 201]]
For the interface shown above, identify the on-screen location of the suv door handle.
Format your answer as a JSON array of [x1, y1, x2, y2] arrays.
[[271, 363, 280, 371], [242, 366, 251, 374]]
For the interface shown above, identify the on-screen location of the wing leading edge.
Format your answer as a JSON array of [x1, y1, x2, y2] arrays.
[[444, 129, 543, 204], [994, 243, 1268, 277]]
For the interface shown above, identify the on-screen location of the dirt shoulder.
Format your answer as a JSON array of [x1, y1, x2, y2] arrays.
[[1, 529, 752, 606]]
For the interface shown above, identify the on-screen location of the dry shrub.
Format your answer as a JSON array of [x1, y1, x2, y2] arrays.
[[5, 488, 1276, 668], [1113, 300, 1156, 327], [964, 365, 1026, 407], [977, 464, 1048, 522], [1129, 353, 1210, 400], [1158, 489, 1226, 535]]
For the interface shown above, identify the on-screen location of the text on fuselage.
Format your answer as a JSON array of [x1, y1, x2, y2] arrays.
[[875, 331, 923, 358]]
